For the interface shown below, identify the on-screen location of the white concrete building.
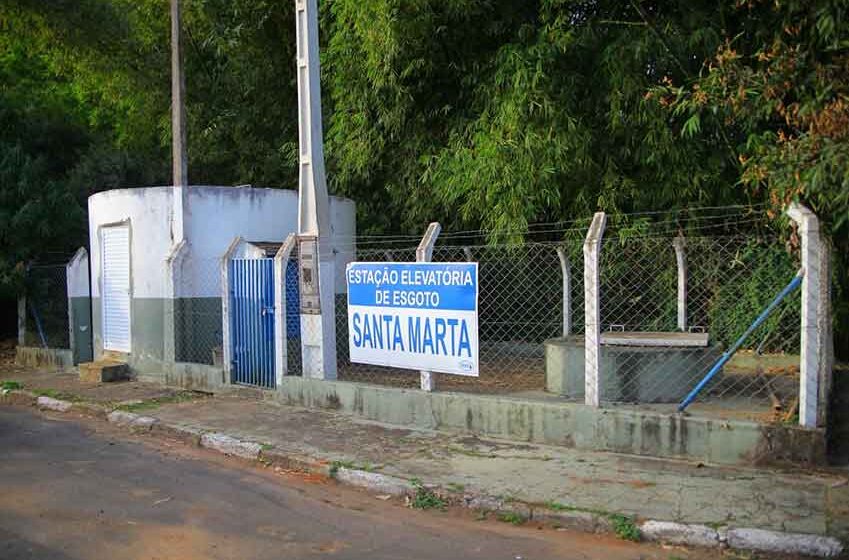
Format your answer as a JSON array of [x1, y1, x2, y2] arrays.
[[87, 186, 355, 380]]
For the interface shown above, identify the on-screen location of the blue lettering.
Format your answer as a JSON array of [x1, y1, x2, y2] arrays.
[[435, 318, 447, 355], [446, 318, 458, 355], [458, 320, 472, 357], [423, 319, 434, 355], [362, 313, 372, 348], [408, 316, 421, 353], [371, 314, 383, 349], [392, 317, 404, 351], [382, 315, 394, 350], [352, 312, 362, 347]]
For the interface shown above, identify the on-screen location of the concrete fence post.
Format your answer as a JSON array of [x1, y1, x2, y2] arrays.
[[786, 203, 827, 428], [817, 240, 834, 428], [220, 237, 243, 382], [164, 240, 188, 367], [583, 212, 607, 407], [463, 247, 474, 263], [673, 234, 687, 332], [274, 234, 297, 386], [416, 222, 442, 392], [66, 247, 92, 364], [556, 247, 571, 337]]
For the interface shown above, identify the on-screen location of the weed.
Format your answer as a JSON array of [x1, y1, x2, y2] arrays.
[[475, 510, 489, 521], [116, 391, 201, 412], [610, 514, 640, 542], [545, 500, 578, 512], [260, 443, 274, 452], [409, 478, 446, 511], [497, 511, 526, 525], [32, 388, 80, 401], [329, 460, 352, 478], [445, 482, 465, 493], [1, 380, 22, 391]]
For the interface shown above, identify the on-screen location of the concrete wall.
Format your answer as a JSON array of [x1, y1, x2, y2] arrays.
[[181, 186, 355, 296], [15, 346, 74, 371], [270, 378, 827, 467]]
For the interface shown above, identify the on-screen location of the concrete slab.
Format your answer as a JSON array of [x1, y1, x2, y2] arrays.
[[148, 396, 849, 543]]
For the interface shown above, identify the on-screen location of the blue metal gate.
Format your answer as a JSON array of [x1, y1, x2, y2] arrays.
[[230, 258, 276, 388]]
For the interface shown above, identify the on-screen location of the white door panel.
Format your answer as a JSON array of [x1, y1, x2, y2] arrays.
[[101, 225, 131, 352]]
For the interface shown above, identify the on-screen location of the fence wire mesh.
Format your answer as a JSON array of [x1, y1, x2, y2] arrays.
[[329, 225, 803, 423], [591, 233, 801, 422], [173, 257, 223, 366], [115, 207, 808, 425], [24, 264, 70, 349]]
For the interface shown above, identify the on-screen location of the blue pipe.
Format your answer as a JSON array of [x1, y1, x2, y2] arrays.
[[677, 269, 804, 412]]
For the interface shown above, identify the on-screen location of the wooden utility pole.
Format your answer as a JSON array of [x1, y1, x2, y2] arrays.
[[170, 0, 188, 188]]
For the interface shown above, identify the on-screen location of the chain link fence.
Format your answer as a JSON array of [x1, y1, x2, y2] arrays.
[[24, 264, 70, 349], [174, 257, 223, 366], [591, 233, 801, 422], [328, 222, 804, 423], [158, 209, 809, 424]]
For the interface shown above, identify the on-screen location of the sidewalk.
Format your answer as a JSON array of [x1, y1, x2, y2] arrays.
[[2, 365, 847, 557]]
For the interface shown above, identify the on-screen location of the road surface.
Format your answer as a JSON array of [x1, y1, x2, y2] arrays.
[[0, 407, 751, 559]]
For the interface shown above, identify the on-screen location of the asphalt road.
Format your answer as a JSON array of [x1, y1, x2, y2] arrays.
[[0, 407, 732, 560]]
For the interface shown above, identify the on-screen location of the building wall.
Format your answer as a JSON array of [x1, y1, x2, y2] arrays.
[[88, 187, 174, 365], [87, 186, 356, 378]]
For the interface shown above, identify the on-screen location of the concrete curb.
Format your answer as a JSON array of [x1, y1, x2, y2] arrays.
[[106, 410, 159, 432], [727, 528, 844, 558], [36, 396, 73, 412], [0, 390, 844, 558], [199, 433, 262, 460], [639, 521, 843, 557], [333, 467, 411, 497]]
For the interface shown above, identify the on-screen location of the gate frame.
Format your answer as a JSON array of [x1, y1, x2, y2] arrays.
[[274, 234, 298, 386], [221, 237, 268, 383]]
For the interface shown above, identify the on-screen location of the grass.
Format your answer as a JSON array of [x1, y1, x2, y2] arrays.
[[31, 388, 81, 401], [544, 501, 641, 542], [329, 460, 350, 478], [497, 511, 526, 525], [409, 478, 447, 511], [328, 459, 379, 478], [115, 391, 201, 412], [445, 482, 465, 493], [610, 514, 641, 542], [1, 380, 22, 391]]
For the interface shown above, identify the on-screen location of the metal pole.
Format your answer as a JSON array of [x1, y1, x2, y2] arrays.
[[417, 222, 442, 392], [17, 296, 26, 347], [677, 269, 804, 413]]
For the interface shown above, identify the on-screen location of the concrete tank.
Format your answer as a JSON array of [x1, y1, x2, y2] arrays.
[[545, 333, 722, 403]]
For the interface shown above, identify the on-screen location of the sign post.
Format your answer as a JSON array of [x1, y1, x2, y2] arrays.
[[346, 262, 479, 377]]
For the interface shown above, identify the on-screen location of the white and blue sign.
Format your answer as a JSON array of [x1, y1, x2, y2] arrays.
[[346, 262, 479, 376]]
